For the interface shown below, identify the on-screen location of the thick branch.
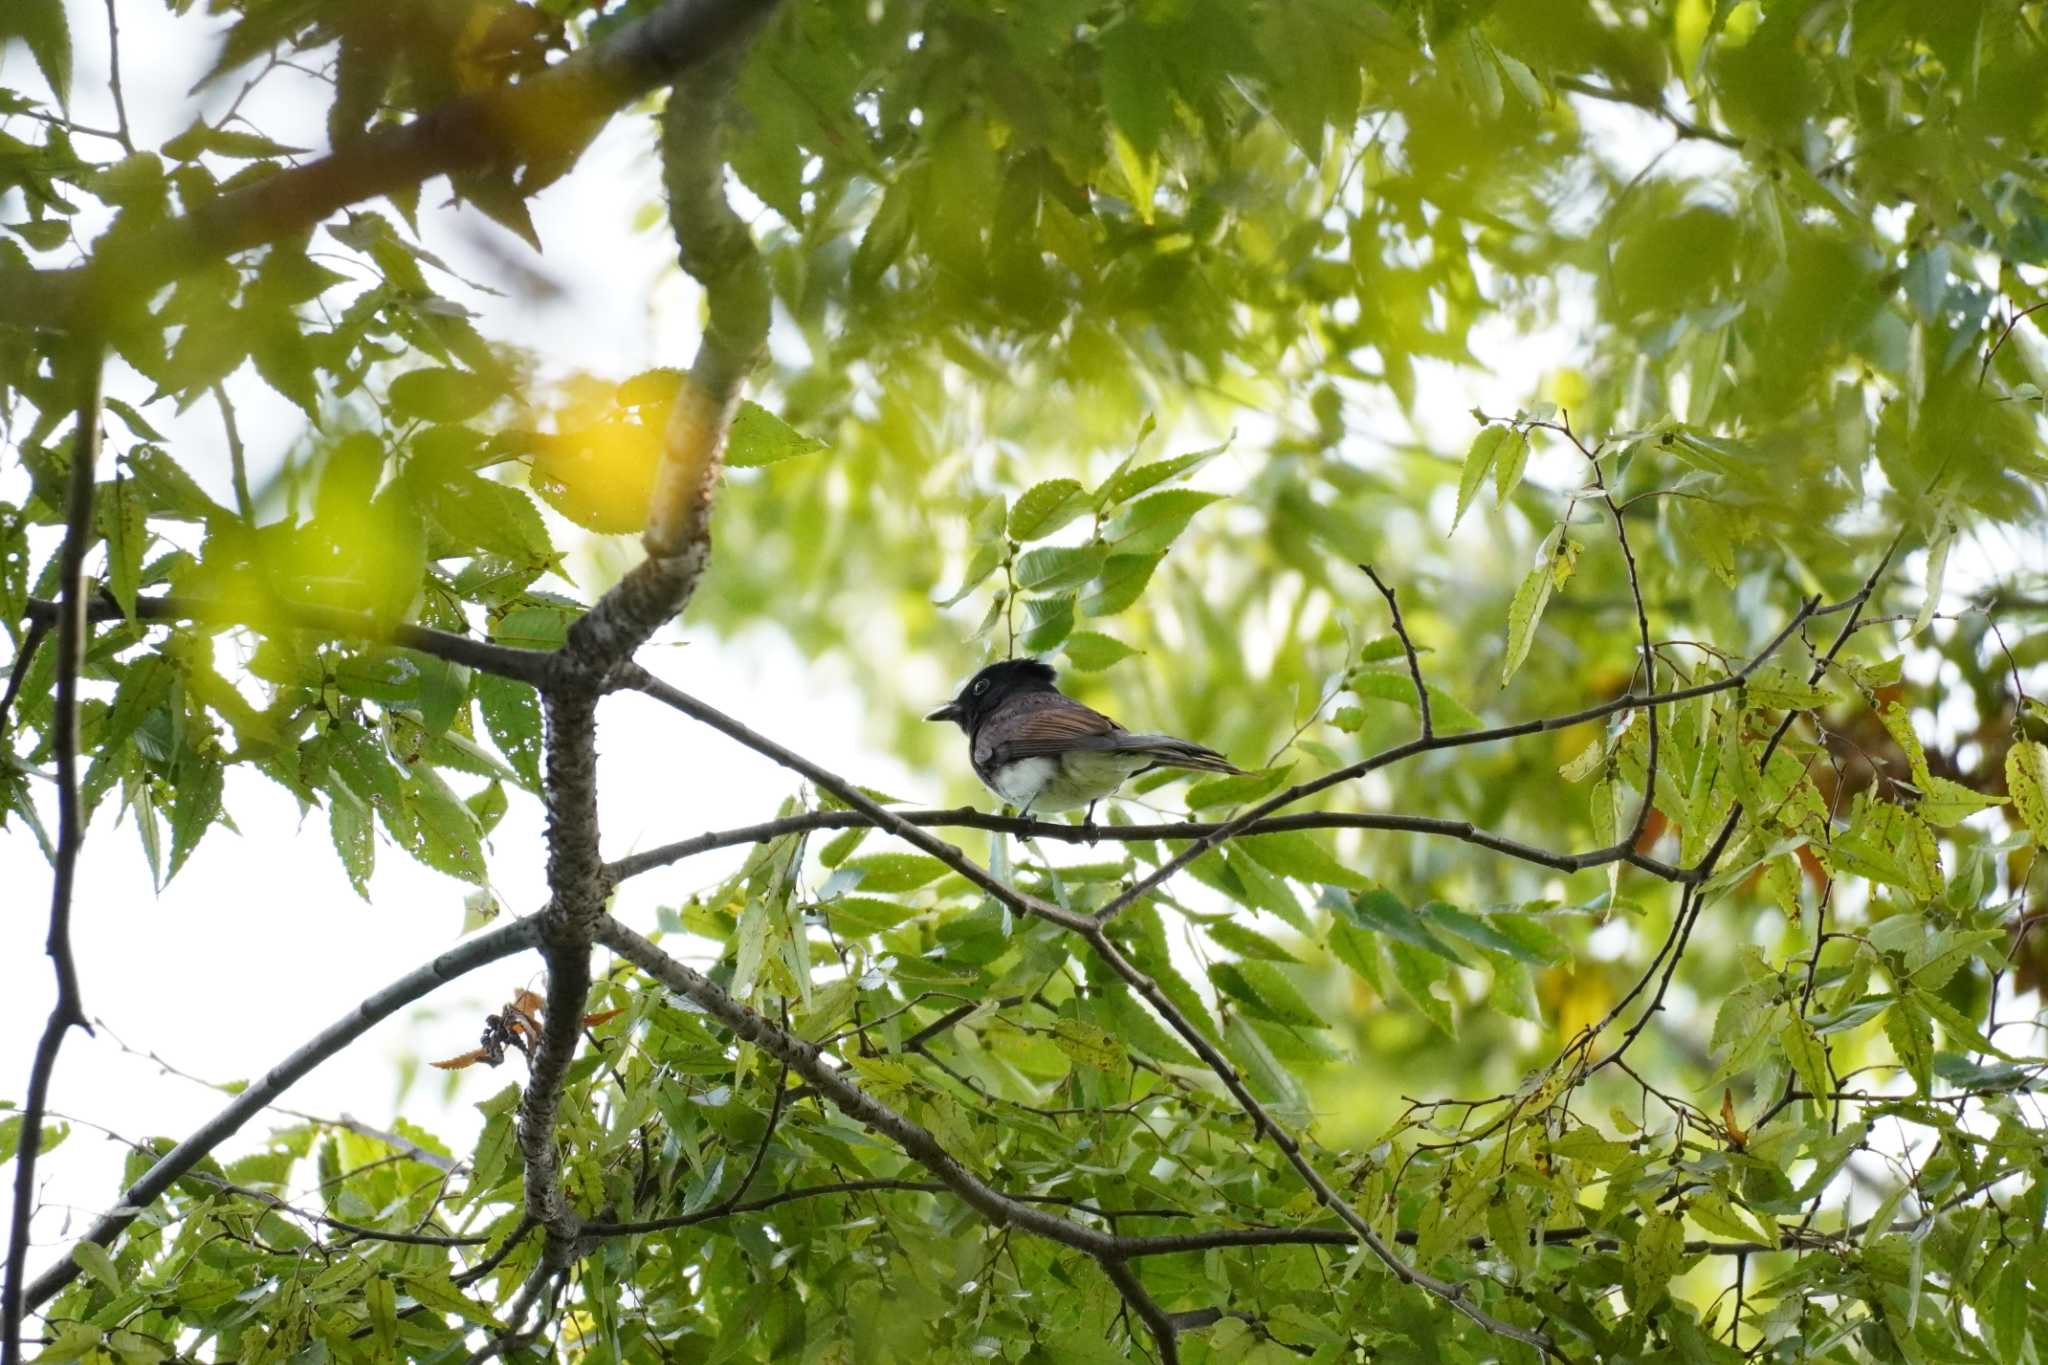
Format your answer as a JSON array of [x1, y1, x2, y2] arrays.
[[5, 351, 105, 1365], [21, 918, 538, 1313], [0, 0, 783, 333]]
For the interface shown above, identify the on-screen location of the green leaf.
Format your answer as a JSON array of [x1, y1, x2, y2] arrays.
[[328, 786, 374, 899], [1051, 1017, 1127, 1072], [1911, 518, 1953, 637], [838, 853, 948, 893], [1062, 630, 1140, 672], [1079, 552, 1162, 616], [1, 0, 71, 107], [388, 367, 500, 423], [1220, 960, 1325, 1028], [2004, 742, 2048, 846], [1347, 668, 1482, 731], [166, 755, 224, 883], [476, 675, 542, 791], [1238, 830, 1368, 890], [1204, 919, 1301, 963], [1094, 441, 1226, 507], [1014, 544, 1107, 593], [1625, 1209, 1684, 1310], [727, 401, 826, 467], [1453, 425, 1508, 529], [98, 484, 147, 621], [1185, 764, 1293, 810], [1501, 560, 1554, 686], [382, 766, 486, 884], [1420, 902, 1549, 965], [1338, 887, 1469, 965], [1492, 429, 1531, 507], [1008, 479, 1091, 540], [1105, 489, 1223, 555], [1386, 940, 1454, 1033], [1779, 1013, 1831, 1102], [1884, 995, 1934, 1094]]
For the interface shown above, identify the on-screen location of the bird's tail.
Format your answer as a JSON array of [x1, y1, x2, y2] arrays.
[[1121, 734, 1245, 776]]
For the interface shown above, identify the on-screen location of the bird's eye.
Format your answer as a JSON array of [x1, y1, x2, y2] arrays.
[[971, 679, 988, 696]]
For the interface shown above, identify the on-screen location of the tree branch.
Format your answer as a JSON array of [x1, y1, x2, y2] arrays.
[[21, 918, 538, 1313], [5, 350, 105, 1365], [0, 0, 784, 333]]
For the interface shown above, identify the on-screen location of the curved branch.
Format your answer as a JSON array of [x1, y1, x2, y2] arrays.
[[0, 0, 783, 333], [21, 917, 539, 1313]]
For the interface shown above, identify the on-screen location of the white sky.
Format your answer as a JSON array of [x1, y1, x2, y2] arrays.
[[3, 0, 2040, 1318]]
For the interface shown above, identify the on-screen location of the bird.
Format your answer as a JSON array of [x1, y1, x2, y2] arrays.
[[925, 658, 1243, 822]]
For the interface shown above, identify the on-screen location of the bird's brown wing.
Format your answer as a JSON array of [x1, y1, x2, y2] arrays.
[[974, 695, 1125, 768]]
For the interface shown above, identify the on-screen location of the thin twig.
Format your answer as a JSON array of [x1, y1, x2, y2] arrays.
[[5, 349, 105, 1365], [102, 0, 135, 154], [212, 383, 254, 523]]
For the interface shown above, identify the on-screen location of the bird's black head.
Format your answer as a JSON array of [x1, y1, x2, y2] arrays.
[[924, 658, 1059, 732]]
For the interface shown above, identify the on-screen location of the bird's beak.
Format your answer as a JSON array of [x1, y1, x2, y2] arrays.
[[924, 702, 961, 723]]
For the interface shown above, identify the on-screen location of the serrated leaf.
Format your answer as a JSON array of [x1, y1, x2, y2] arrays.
[[1062, 631, 1140, 672], [1625, 1210, 1684, 1310], [1238, 830, 1368, 890], [1492, 429, 1530, 507], [389, 367, 499, 423], [1501, 561, 1554, 686], [838, 853, 948, 893], [1008, 479, 1091, 540], [1051, 1017, 1127, 1071], [1453, 425, 1508, 529], [2004, 742, 2048, 846], [1079, 552, 1162, 616], [1340, 887, 1469, 965], [3, 0, 71, 108], [1185, 764, 1293, 810], [1104, 489, 1223, 555], [1204, 920, 1301, 963], [328, 786, 374, 899], [1386, 939, 1454, 1033], [71, 1240, 119, 1293], [1911, 519, 1953, 637], [1346, 668, 1482, 731], [727, 401, 826, 467], [166, 755, 224, 883], [1014, 544, 1107, 593], [1093, 440, 1226, 507], [476, 675, 541, 791]]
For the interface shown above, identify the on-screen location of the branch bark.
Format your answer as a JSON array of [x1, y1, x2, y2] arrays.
[[4, 350, 105, 1365], [0, 0, 782, 334]]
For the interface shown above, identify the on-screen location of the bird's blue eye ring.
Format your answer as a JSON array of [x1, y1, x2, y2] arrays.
[[971, 679, 988, 695]]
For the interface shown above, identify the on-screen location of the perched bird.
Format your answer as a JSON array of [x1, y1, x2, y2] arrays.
[[926, 659, 1242, 820]]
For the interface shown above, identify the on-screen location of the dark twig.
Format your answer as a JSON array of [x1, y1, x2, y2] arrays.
[[102, 0, 135, 155], [1980, 299, 2048, 387], [5, 351, 105, 1365], [212, 383, 254, 523], [22, 918, 538, 1313], [0, 617, 51, 732], [1359, 564, 1431, 738], [24, 593, 553, 687]]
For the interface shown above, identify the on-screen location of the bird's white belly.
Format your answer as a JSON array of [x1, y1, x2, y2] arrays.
[[983, 751, 1152, 812], [985, 756, 1058, 807]]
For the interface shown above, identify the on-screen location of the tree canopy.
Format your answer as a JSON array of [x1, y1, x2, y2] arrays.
[[4, 0, 2048, 1361]]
